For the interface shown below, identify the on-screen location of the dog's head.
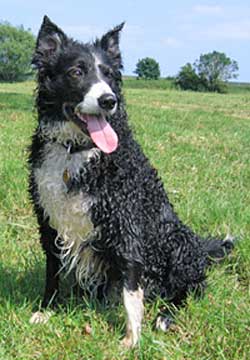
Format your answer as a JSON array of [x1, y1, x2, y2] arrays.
[[33, 16, 125, 153]]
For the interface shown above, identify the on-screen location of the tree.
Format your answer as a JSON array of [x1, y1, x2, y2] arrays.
[[134, 57, 160, 80], [176, 51, 239, 93], [0, 22, 35, 82], [194, 51, 239, 93]]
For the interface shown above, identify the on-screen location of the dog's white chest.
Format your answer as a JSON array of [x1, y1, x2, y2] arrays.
[[34, 143, 95, 243], [34, 142, 107, 288]]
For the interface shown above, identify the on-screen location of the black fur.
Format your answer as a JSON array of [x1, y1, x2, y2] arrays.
[[29, 16, 233, 329]]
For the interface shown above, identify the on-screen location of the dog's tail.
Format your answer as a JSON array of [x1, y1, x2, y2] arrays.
[[203, 234, 235, 265]]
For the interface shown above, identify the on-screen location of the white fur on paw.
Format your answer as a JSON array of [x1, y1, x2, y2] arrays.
[[29, 311, 53, 324], [224, 233, 235, 243], [156, 316, 172, 332], [120, 335, 134, 349]]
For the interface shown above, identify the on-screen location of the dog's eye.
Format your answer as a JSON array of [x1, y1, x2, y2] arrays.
[[68, 68, 83, 78]]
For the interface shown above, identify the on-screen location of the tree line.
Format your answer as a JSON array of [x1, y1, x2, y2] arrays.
[[0, 22, 239, 93], [135, 54, 239, 93]]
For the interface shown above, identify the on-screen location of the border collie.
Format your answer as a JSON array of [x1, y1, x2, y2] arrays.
[[28, 16, 233, 347]]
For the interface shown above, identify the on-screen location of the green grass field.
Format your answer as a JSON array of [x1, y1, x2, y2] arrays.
[[0, 79, 250, 359]]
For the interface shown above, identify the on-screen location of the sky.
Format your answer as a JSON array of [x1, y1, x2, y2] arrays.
[[1, 0, 250, 82]]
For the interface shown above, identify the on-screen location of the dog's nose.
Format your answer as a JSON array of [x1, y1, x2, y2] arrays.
[[98, 94, 117, 111]]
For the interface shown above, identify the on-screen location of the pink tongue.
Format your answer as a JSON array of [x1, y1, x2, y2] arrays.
[[84, 114, 118, 154]]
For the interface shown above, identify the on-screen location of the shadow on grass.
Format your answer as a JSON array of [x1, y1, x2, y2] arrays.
[[0, 259, 45, 306], [0, 259, 124, 328]]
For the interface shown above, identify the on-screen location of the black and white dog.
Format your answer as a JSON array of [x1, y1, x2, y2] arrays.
[[29, 16, 233, 347]]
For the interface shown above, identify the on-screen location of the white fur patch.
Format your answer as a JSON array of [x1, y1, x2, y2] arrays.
[[76, 81, 115, 115], [29, 311, 53, 324], [75, 55, 116, 116], [155, 316, 171, 332], [94, 55, 103, 81], [39, 120, 90, 145], [34, 127, 107, 291], [122, 287, 144, 348]]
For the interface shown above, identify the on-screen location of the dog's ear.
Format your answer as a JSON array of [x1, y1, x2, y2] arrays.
[[32, 16, 67, 69], [100, 22, 125, 69]]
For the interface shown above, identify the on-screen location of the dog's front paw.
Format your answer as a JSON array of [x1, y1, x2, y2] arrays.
[[120, 329, 140, 349], [120, 335, 134, 349], [29, 311, 53, 324]]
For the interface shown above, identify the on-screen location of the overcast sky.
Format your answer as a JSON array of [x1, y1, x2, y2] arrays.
[[1, 0, 250, 81]]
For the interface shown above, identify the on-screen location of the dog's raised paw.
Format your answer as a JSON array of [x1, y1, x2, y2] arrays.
[[29, 311, 53, 324]]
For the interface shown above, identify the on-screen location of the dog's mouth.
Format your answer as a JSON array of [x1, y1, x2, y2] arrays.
[[63, 103, 118, 154]]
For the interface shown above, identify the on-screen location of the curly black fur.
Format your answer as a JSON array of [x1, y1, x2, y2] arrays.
[[28, 16, 234, 343]]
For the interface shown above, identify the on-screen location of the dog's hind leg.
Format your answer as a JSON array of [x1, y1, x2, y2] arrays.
[[121, 265, 144, 348], [203, 235, 235, 264], [155, 313, 174, 332]]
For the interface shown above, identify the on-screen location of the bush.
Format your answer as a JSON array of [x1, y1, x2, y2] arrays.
[[134, 57, 160, 80], [176, 51, 239, 93], [175, 63, 201, 91], [0, 22, 35, 82]]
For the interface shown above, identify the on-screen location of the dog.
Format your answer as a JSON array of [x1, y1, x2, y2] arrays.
[[28, 16, 234, 347]]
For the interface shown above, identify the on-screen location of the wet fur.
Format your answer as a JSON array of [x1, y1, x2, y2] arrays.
[[28, 16, 234, 346]]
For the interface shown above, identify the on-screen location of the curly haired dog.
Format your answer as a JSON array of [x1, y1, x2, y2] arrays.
[[29, 16, 233, 347]]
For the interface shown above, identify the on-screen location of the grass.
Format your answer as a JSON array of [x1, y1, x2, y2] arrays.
[[123, 77, 174, 90], [123, 76, 250, 94], [0, 79, 250, 359], [227, 82, 250, 94]]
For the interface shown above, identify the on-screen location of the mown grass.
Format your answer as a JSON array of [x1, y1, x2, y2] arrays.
[[0, 79, 250, 359]]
